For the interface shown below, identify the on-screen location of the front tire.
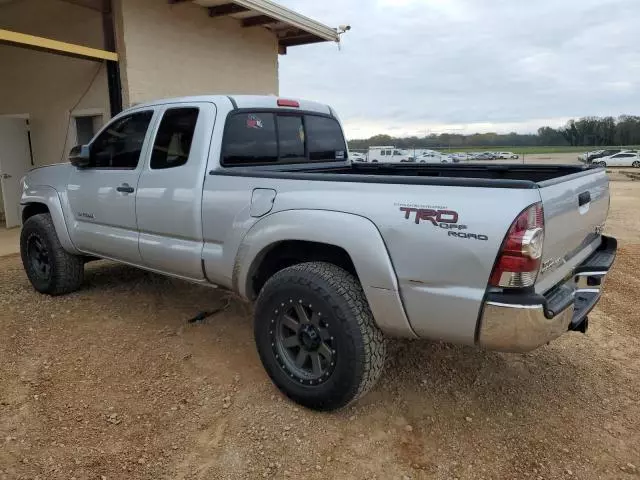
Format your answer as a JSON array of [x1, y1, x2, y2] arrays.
[[20, 213, 84, 295], [632, 161, 640, 168], [254, 262, 386, 411]]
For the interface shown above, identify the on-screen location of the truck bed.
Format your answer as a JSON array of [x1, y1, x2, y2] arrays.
[[213, 163, 592, 188], [346, 163, 588, 184]]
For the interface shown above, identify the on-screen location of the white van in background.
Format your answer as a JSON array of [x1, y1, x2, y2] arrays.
[[367, 146, 414, 163]]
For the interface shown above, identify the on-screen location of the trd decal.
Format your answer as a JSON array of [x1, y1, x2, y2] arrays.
[[400, 207, 462, 228], [399, 207, 488, 241]]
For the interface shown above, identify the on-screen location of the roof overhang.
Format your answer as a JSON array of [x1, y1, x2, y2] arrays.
[[190, 0, 340, 53], [0, 28, 118, 62]]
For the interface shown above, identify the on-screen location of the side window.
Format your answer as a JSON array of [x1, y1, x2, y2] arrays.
[[305, 115, 347, 161], [91, 111, 153, 169], [277, 115, 305, 161], [150, 108, 199, 169], [380, 150, 386, 156], [222, 113, 277, 165]]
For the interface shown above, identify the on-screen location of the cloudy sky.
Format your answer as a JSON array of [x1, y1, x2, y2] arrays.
[[277, 0, 640, 139]]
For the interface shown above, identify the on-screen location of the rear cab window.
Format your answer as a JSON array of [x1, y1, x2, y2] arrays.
[[150, 108, 200, 169], [221, 110, 346, 166]]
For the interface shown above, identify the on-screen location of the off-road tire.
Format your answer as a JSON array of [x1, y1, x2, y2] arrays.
[[20, 213, 84, 295], [254, 262, 386, 411]]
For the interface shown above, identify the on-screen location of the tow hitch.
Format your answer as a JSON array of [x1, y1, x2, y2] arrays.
[[569, 316, 589, 333]]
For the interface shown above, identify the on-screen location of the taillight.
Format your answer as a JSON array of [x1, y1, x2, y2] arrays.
[[489, 202, 544, 288]]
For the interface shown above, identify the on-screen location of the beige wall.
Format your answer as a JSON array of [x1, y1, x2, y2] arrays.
[[0, 0, 110, 167], [0, 0, 281, 169], [115, 0, 279, 106]]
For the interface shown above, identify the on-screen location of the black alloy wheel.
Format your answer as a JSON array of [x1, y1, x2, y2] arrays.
[[26, 235, 51, 282], [272, 299, 336, 385]]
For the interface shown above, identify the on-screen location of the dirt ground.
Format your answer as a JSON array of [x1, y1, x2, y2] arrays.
[[1, 176, 639, 480]]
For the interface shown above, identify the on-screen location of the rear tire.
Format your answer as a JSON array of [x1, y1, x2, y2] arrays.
[[254, 262, 386, 411], [20, 213, 84, 295], [632, 161, 640, 168]]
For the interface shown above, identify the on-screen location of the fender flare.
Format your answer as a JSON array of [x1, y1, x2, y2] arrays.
[[234, 209, 417, 338], [21, 185, 80, 255]]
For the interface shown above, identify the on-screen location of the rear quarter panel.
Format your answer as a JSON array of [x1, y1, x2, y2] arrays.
[[202, 173, 541, 345]]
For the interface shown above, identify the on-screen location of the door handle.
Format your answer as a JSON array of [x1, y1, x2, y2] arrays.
[[578, 191, 591, 207], [116, 184, 135, 194]]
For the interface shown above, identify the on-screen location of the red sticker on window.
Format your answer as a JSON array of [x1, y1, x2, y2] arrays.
[[246, 114, 263, 129]]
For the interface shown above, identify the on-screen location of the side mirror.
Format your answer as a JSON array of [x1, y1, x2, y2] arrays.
[[69, 145, 92, 169]]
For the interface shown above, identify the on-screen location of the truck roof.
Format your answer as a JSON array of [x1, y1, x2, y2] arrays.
[[125, 95, 332, 116]]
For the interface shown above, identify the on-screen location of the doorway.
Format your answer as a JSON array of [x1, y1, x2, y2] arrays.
[[0, 115, 31, 229]]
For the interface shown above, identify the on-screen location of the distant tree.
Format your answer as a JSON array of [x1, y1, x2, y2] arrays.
[[537, 127, 568, 146]]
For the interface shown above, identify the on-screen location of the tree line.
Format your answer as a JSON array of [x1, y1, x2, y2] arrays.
[[347, 115, 640, 150]]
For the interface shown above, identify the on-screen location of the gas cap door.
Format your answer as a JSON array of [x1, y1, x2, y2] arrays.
[[250, 188, 277, 218]]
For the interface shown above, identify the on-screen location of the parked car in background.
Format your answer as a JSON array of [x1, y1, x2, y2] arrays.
[[579, 150, 603, 162], [588, 149, 622, 163], [417, 152, 454, 163], [497, 151, 519, 159], [476, 152, 496, 161], [349, 152, 367, 162], [450, 152, 470, 162], [592, 152, 640, 167]]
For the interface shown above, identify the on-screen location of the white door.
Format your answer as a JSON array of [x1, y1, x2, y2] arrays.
[[0, 118, 31, 228]]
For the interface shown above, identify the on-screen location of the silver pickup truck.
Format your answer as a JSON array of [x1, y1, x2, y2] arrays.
[[19, 95, 617, 410]]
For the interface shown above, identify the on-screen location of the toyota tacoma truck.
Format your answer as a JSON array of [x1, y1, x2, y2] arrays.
[[19, 95, 617, 410]]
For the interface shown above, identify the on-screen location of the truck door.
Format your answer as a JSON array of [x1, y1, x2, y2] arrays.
[[136, 102, 217, 280], [66, 109, 155, 263]]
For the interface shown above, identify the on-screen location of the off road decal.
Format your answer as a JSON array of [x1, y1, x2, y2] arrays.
[[447, 231, 488, 241]]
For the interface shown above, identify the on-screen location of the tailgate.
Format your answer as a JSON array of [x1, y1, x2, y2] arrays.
[[535, 168, 610, 293]]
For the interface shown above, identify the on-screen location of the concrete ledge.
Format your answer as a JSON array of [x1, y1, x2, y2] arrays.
[[0, 228, 20, 257]]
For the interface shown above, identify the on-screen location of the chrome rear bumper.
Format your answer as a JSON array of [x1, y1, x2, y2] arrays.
[[478, 236, 617, 353]]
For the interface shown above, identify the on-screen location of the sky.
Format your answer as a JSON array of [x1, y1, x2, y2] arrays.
[[276, 0, 640, 139]]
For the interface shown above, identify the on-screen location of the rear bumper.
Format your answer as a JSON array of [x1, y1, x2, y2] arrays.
[[478, 235, 617, 352]]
